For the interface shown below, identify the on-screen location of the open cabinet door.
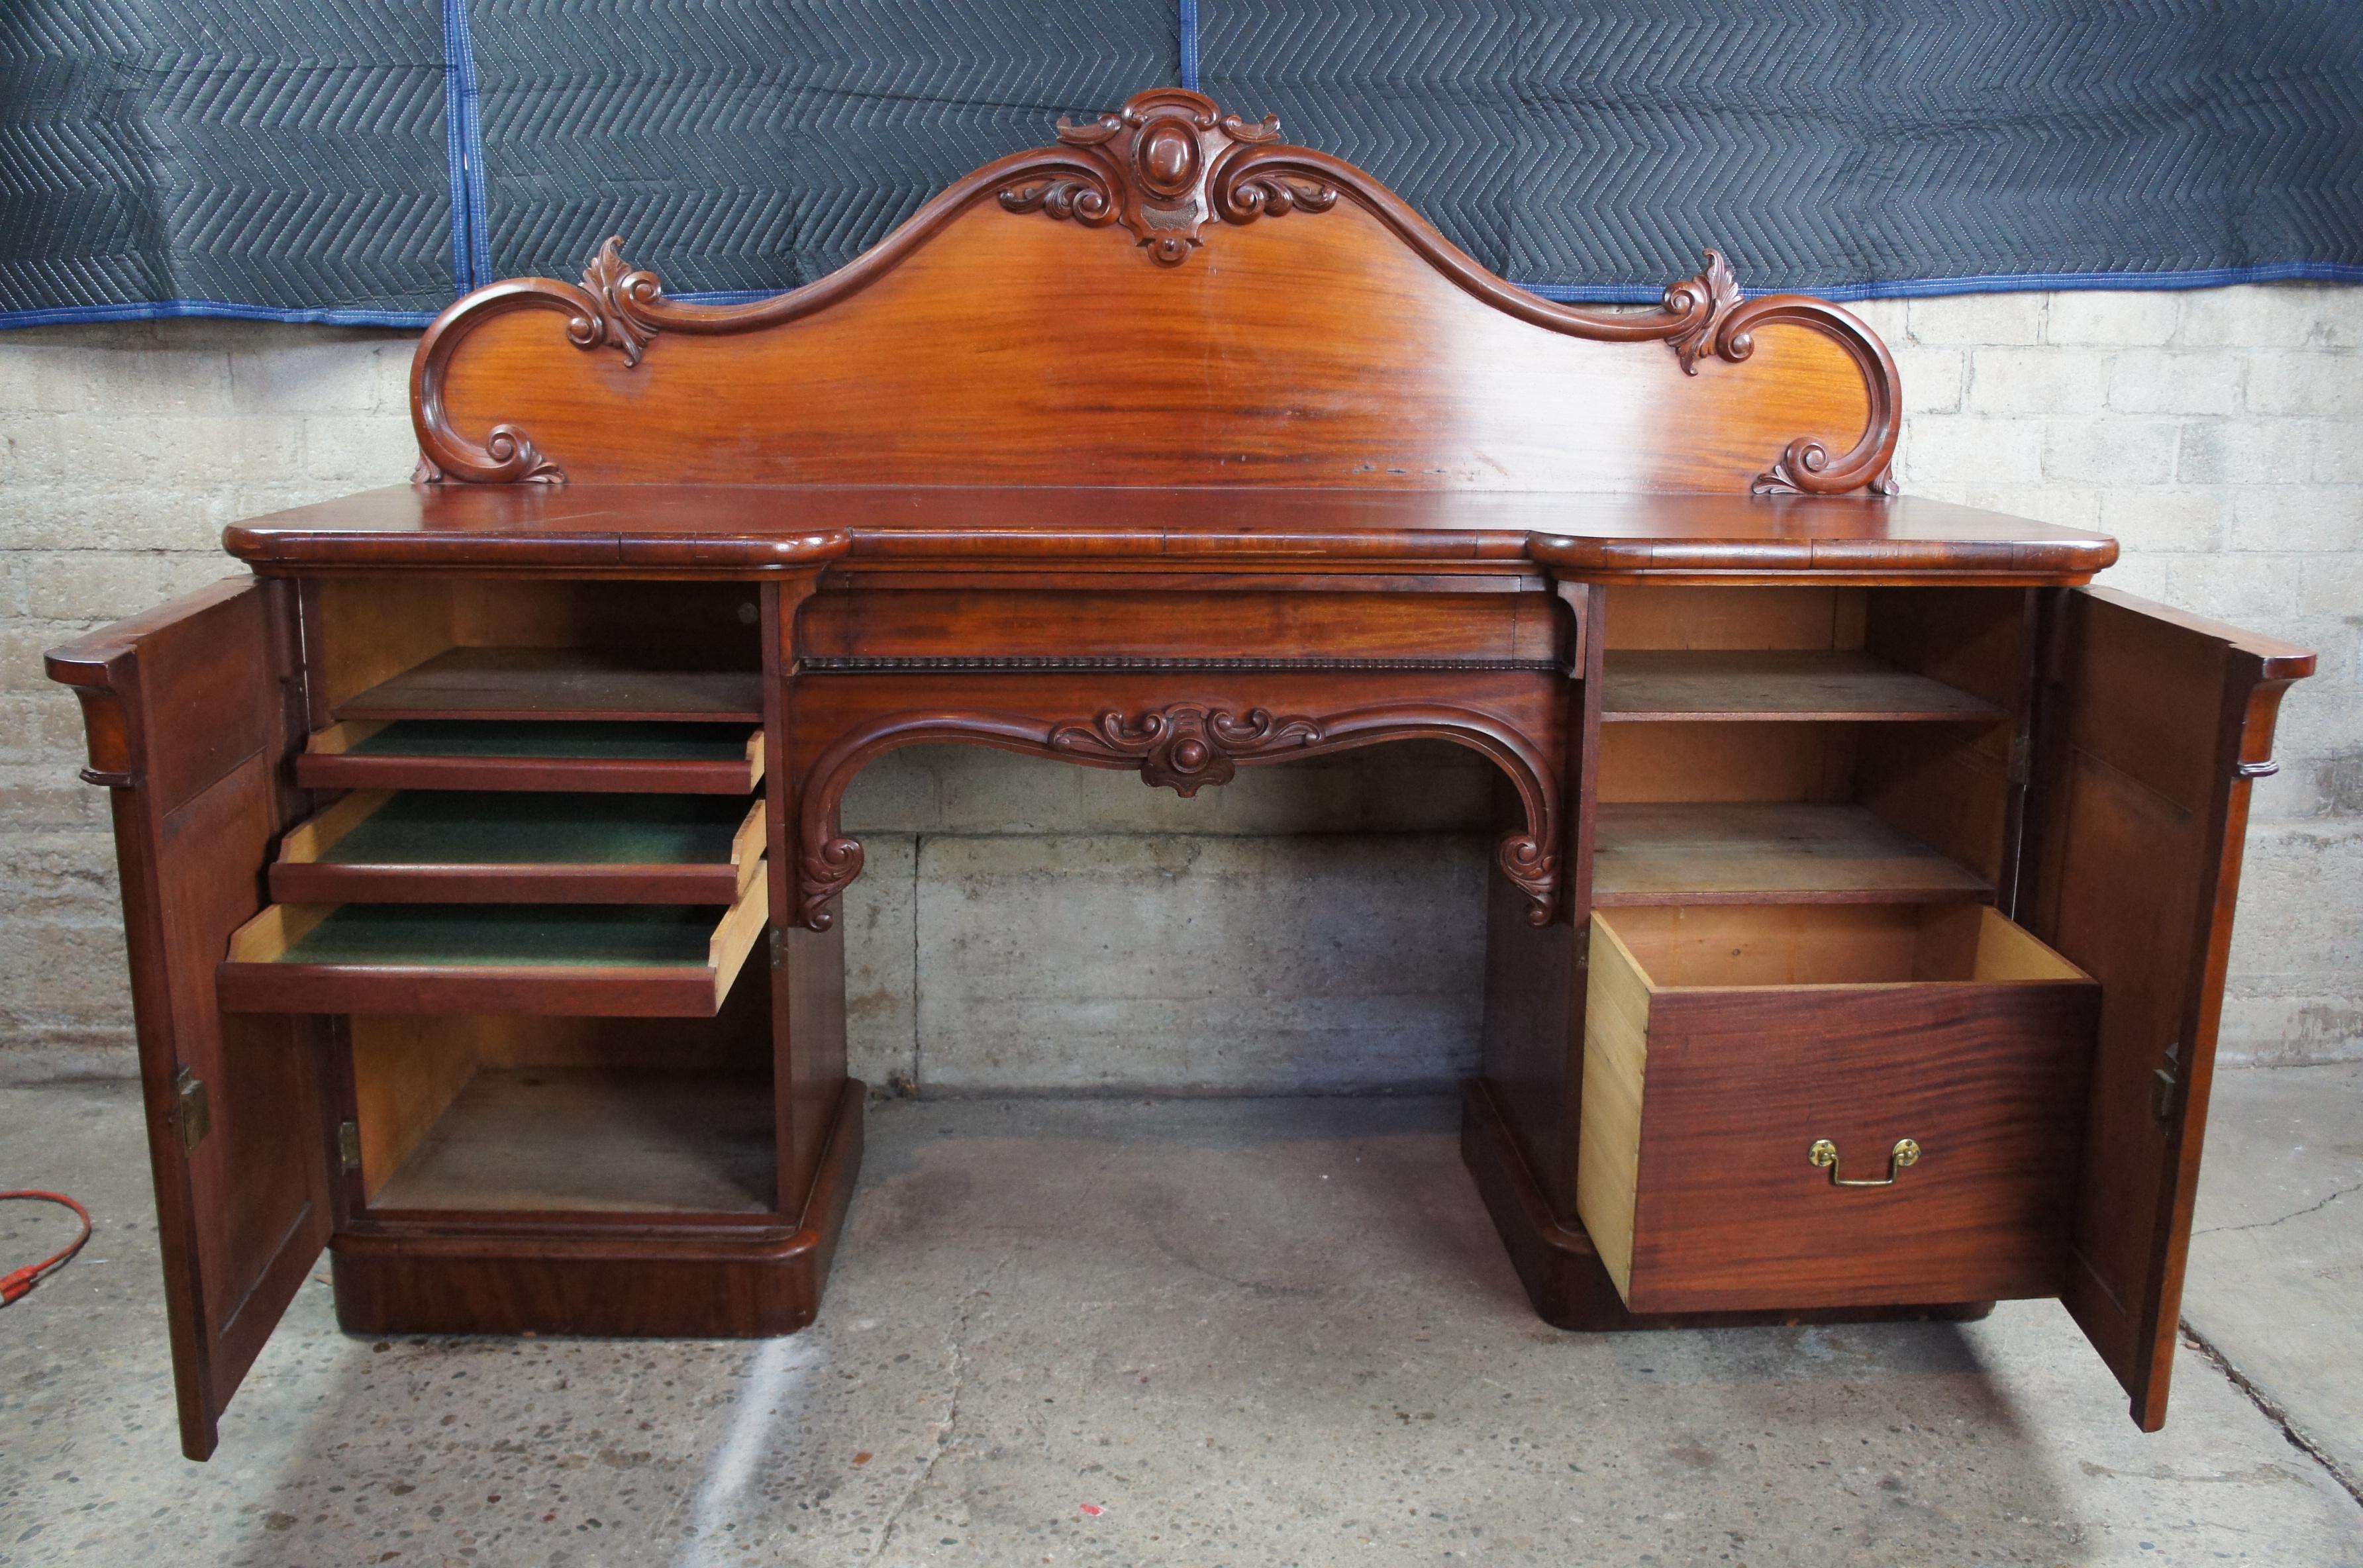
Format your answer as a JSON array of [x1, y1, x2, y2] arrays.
[[2023, 587, 2313, 1430], [47, 579, 331, 1460]]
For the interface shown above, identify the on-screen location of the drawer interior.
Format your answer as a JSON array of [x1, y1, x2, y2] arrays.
[[1600, 902, 2089, 989]]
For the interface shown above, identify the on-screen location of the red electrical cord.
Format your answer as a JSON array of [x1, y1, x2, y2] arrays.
[[0, 1191, 93, 1306]]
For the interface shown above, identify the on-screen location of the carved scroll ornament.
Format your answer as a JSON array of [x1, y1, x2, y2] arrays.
[[795, 701, 1561, 932], [410, 87, 1901, 495]]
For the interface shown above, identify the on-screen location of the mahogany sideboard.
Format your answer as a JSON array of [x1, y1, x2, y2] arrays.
[[47, 90, 2312, 1459]]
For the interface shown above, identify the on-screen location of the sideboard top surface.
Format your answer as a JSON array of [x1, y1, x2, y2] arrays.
[[223, 484, 2118, 583]]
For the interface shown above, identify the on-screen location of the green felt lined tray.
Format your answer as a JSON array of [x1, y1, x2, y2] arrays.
[[319, 793, 748, 866], [281, 905, 720, 967], [348, 720, 756, 761], [219, 874, 770, 1017]]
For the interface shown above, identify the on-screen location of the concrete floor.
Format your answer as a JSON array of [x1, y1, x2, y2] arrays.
[[2, 1071, 2360, 1567]]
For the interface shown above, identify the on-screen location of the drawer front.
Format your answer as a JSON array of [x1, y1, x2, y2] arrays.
[[799, 589, 1562, 669], [1578, 908, 2099, 1314]]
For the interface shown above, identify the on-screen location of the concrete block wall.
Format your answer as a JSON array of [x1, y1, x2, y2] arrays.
[[3, 285, 2358, 1087]]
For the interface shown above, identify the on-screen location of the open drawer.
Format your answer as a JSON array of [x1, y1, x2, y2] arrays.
[[218, 865, 768, 1018], [270, 791, 766, 904], [1577, 903, 2099, 1314]]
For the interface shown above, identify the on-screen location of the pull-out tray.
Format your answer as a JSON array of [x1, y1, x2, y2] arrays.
[[270, 792, 766, 904], [334, 647, 765, 724], [219, 869, 768, 1017], [295, 720, 766, 795]]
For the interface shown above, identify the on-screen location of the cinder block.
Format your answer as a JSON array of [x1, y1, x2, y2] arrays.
[[1846, 298, 1907, 342], [1895, 417, 2046, 485], [299, 414, 423, 484], [2299, 555, 2363, 616], [2042, 419, 2179, 485], [2091, 552, 2172, 603], [2108, 349, 2242, 415], [0, 765, 113, 830], [2244, 353, 2363, 417], [1893, 344, 1965, 414], [2046, 291, 2179, 346], [2217, 822, 2363, 1061], [0, 342, 86, 415], [839, 832, 917, 1093], [0, 698, 88, 763], [0, 912, 132, 1022], [911, 833, 1487, 1093], [227, 332, 405, 415], [2177, 419, 2321, 485], [21, 552, 220, 622], [2177, 285, 2361, 351], [1906, 292, 2044, 346], [1910, 481, 2101, 530], [54, 339, 236, 418], [1967, 347, 2113, 416], [2162, 552, 2304, 623], [2099, 487, 2228, 554]]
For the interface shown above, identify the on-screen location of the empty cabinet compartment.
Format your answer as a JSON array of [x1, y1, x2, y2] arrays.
[[1577, 903, 2098, 1314]]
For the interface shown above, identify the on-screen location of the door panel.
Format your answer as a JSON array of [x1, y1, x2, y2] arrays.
[[48, 578, 329, 1460], [2024, 587, 2311, 1430]]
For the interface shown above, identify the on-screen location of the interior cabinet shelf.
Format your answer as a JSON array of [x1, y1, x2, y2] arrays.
[[368, 1069, 776, 1217], [334, 647, 766, 723], [1599, 650, 2005, 723], [296, 720, 766, 794], [1591, 802, 1993, 905], [270, 791, 765, 904]]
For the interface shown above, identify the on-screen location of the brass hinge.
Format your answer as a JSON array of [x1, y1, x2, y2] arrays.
[[770, 927, 785, 968], [174, 1066, 211, 1155], [337, 1120, 363, 1173], [2150, 1041, 2183, 1123]]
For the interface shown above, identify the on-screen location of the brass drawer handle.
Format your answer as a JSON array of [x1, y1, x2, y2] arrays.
[[1808, 1137, 1920, 1188]]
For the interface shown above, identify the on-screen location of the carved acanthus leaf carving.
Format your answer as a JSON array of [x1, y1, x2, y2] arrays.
[[574, 235, 660, 366], [791, 700, 1562, 932], [1663, 249, 1742, 375], [993, 88, 1332, 267], [1048, 704, 1323, 795]]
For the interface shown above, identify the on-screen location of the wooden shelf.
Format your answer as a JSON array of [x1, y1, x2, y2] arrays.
[[295, 720, 765, 795], [1600, 650, 2005, 722], [335, 647, 765, 723], [368, 1069, 775, 1216], [271, 792, 764, 905], [218, 873, 768, 1017], [1591, 803, 1993, 905]]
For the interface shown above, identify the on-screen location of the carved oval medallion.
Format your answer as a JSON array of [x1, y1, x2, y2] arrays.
[[1139, 122, 1198, 196]]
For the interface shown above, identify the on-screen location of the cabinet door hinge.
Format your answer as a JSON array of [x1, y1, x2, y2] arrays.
[[2150, 1041, 2183, 1123], [770, 926, 785, 968], [174, 1066, 211, 1155], [2008, 731, 2033, 787], [337, 1120, 363, 1173]]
